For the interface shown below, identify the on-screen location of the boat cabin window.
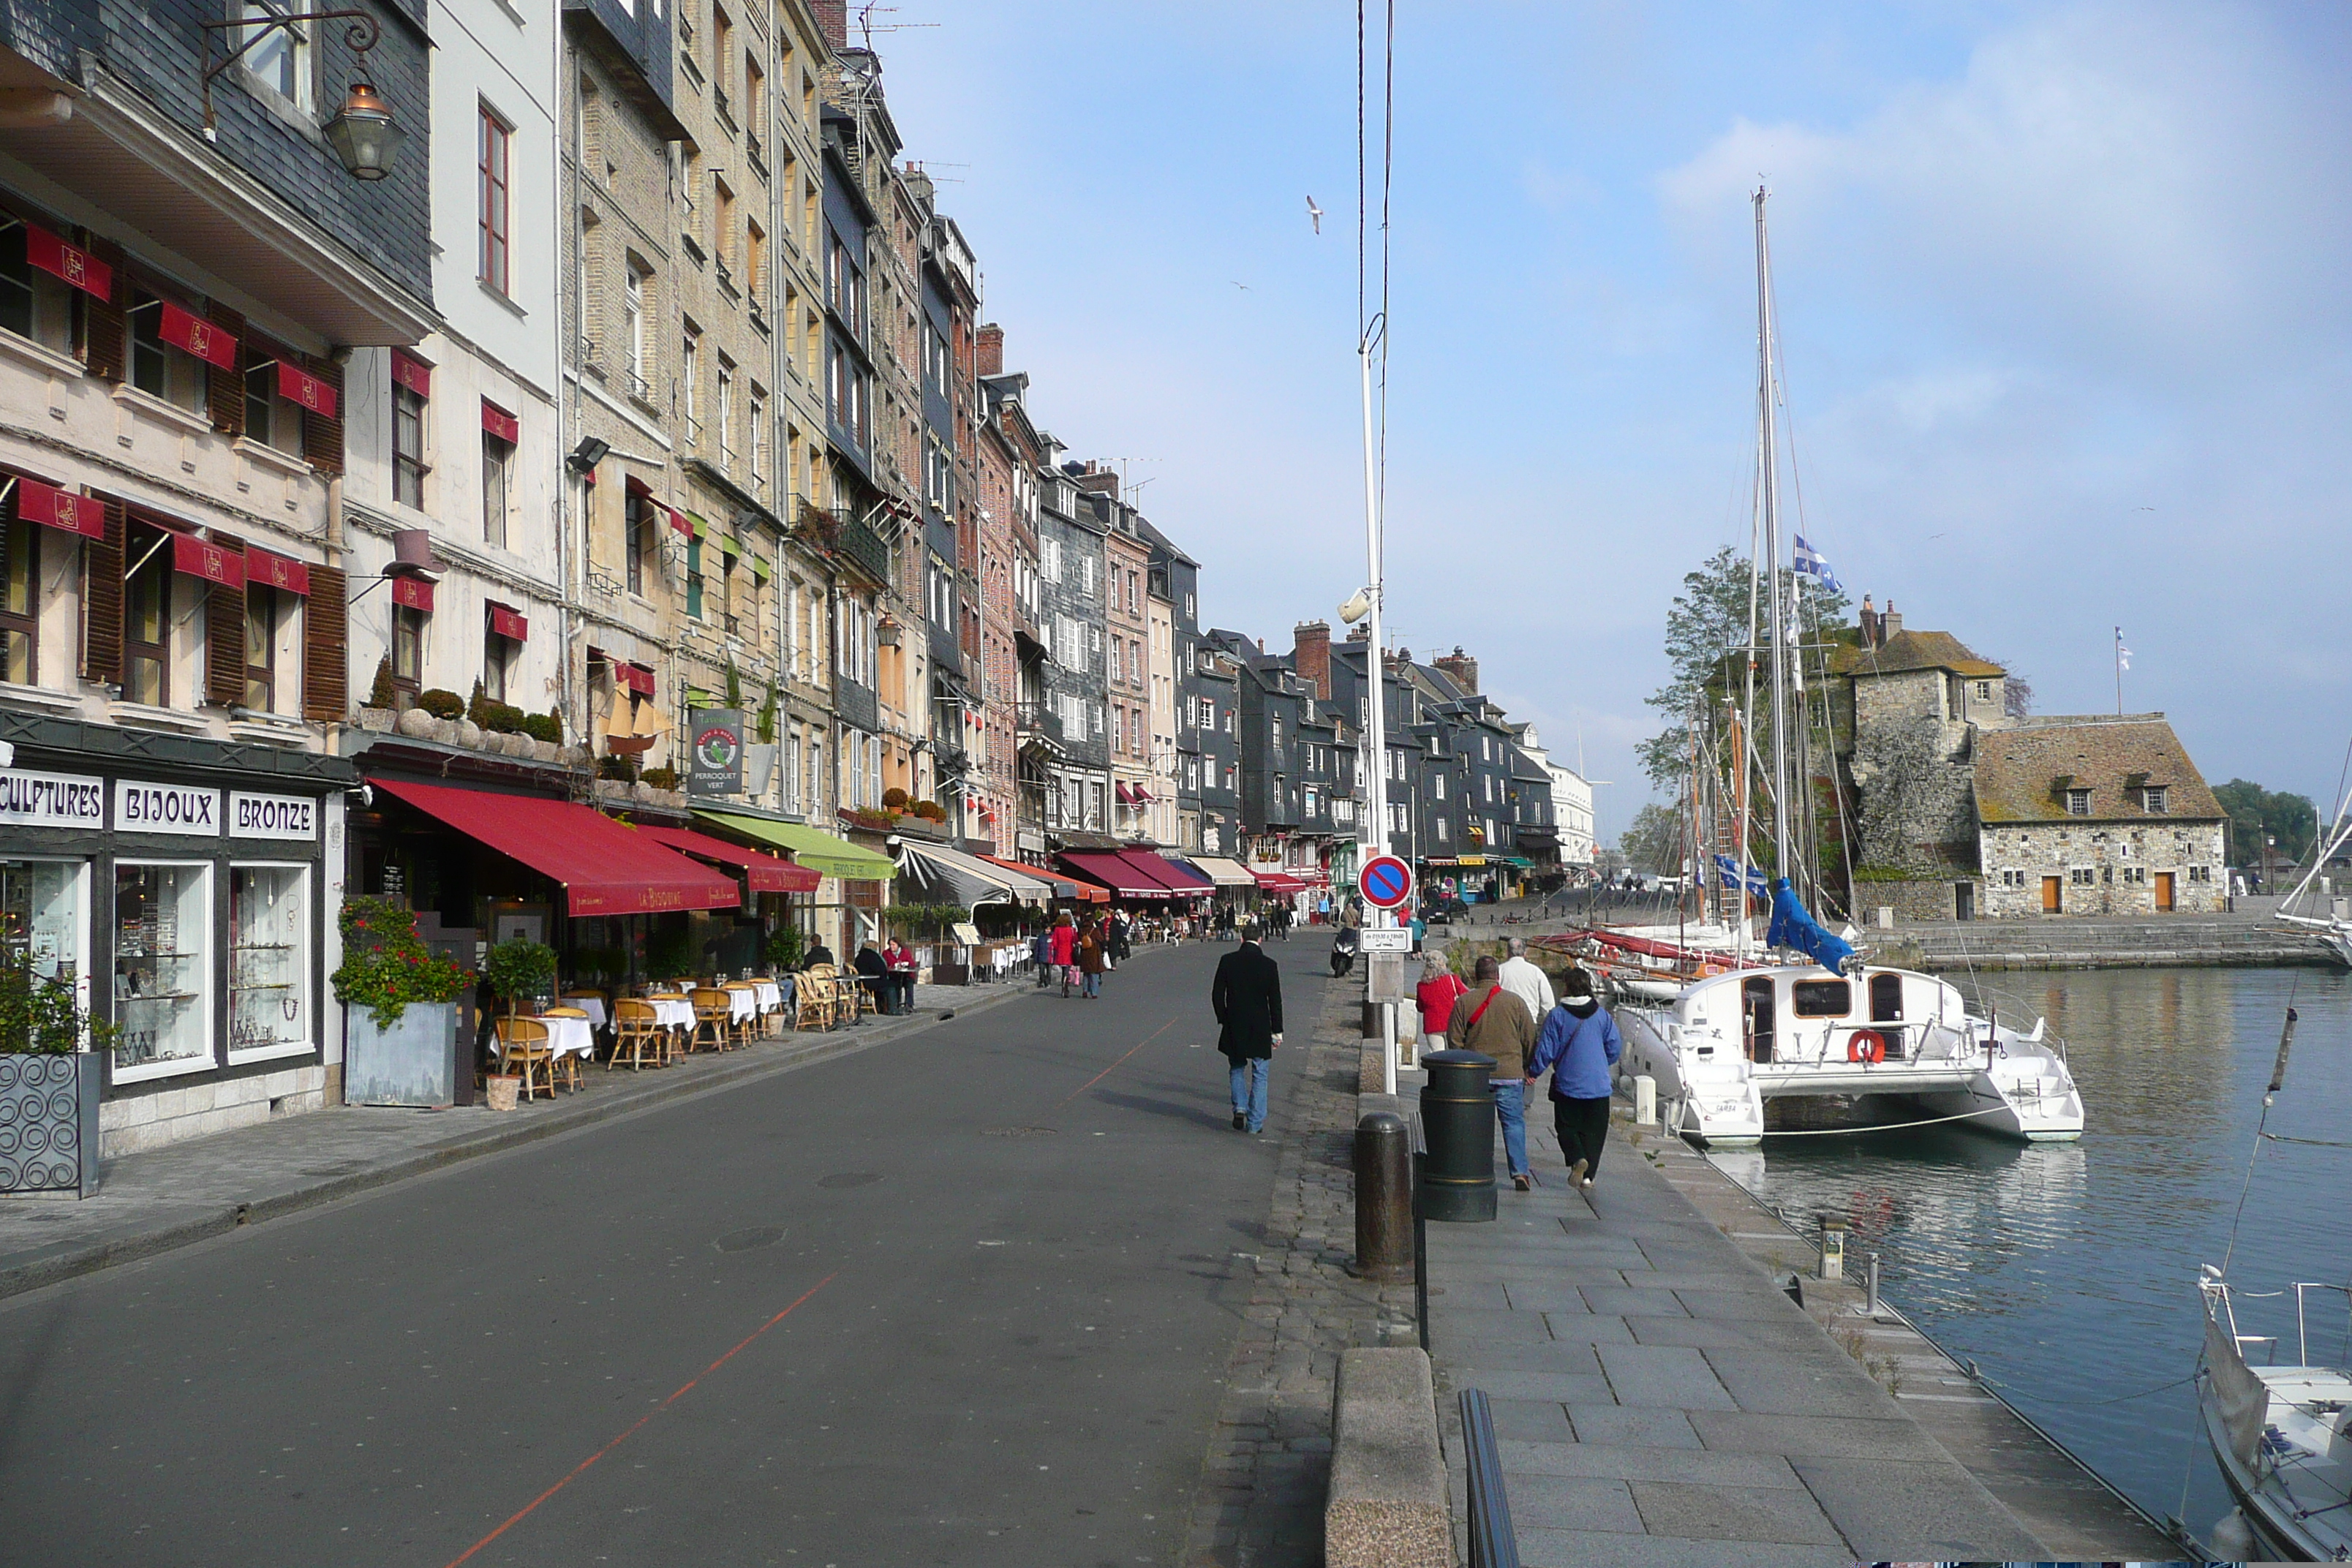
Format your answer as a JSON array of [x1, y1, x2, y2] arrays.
[[1742, 977, 1776, 1063], [1869, 973, 1904, 1022], [1791, 979, 1850, 1017]]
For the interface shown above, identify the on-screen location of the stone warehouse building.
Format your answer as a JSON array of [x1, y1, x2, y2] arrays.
[[1833, 603, 2226, 919]]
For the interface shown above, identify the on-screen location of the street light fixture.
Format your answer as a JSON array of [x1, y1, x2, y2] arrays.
[[200, 10, 404, 181]]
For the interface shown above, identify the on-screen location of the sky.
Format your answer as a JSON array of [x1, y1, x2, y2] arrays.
[[868, 1, 2352, 845]]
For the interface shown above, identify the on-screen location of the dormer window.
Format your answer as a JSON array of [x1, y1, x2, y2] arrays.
[[2065, 788, 2092, 816], [2142, 786, 2168, 814]]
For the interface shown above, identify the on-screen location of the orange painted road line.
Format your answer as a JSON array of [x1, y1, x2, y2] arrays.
[[442, 1272, 839, 1567], [1058, 1017, 1177, 1107]]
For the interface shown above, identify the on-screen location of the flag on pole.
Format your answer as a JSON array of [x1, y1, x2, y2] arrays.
[[2116, 635, 2132, 671], [1793, 533, 1842, 593]]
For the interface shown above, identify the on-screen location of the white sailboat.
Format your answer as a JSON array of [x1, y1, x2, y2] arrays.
[[1612, 187, 2084, 1148], [2274, 785, 2352, 968]]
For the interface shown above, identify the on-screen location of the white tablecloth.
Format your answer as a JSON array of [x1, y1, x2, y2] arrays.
[[725, 988, 758, 1025], [646, 997, 696, 1031], [559, 995, 608, 1029], [753, 981, 783, 1014], [538, 1015, 595, 1061]]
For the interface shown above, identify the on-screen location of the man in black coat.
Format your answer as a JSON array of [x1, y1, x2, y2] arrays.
[[1212, 922, 1284, 1134]]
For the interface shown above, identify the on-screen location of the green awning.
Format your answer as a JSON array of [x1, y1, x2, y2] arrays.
[[695, 811, 896, 881], [1496, 854, 1534, 868], [685, 511, 712, 541], [750, 554, 771, 582], [720, 533, 740, 559]]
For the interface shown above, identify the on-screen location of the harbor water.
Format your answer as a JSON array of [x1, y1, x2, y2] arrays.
[[1708, 964, 2352, 1541]]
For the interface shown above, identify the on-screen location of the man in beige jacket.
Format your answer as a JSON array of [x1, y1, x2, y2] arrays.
[[1447, 954, 1537, 1190]]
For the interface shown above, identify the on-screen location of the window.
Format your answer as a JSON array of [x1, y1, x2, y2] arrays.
[[686, 534, 704, 619], [2070, 867, 2096, 887], [745, 219, 766, 296], [626, 489, 657, 597], [1435, 816, 1450, 843], [2065, 788, 2091, 816], [244, 585, 276, 711], [124, 524, 170, 705], [1790, 980, 1850, 1017], [392, 603, 424, 690], [243, 360, 306, 458], [479, 106, 513, 295], [238, 3, 311, 109], [481, 410, 515, 548], [1433, 772, 1447, 801], [2143, 786, 2168, 814], [623, 263, 649, 393], [229, 864, 310, 1063], [0, 225, 75, 353], [749, 388, 766, 485], [0, 521, 35, 685], [1975, 681, 1992, 701], [392, 356, 429, 508], [717, 356, 735, 467], [113, 862, 213, 1081], [483, 614, 510, 704], [0, 859, 87, 1028], [1999, 868, 2026, 888], [713, 177, 736, 279], [682, 329, 700, 440], [129, 293, 207, 413]]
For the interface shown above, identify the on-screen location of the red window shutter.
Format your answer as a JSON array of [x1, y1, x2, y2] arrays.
[[80, 235, 128, 382], [301, 355, 346, 473], [301, 562, 347, 722], [80, 497, 125, 684], [206, 303, 248, 437], [204, 559, 247, 708]]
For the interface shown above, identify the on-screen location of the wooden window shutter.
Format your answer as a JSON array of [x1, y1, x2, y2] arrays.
[[300, 355, 345, 473], [206, 302, 247, 437], [301, 562, 347, 722], [204, 575, 246, 708], [80, 497, 124, 684], [80, 235, 128, 382]]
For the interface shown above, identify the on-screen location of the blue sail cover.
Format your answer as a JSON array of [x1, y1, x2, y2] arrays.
[[1767, 876, 1854, 971]]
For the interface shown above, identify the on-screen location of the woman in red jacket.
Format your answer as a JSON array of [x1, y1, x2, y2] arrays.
[[1047, 916, 1079, 998], [1413, 960, 1470, 1068]]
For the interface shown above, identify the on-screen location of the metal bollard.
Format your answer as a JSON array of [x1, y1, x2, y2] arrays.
[[1352, 1112, 1414, 1283], [1865, 1252, 1881, 1316], [1633, 1074, 1656, 1126], [1417, 1049, 1499, 1222]]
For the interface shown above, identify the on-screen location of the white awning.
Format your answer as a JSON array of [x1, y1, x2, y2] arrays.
[[894, 840, 1053, 908], [1186, 856, 1260, 889]]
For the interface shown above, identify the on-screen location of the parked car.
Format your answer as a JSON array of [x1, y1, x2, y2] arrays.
[[1425, 897, 1471, 924]]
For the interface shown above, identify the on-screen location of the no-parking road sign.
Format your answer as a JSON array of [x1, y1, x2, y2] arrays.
[[1358, 854, 1414, 909]]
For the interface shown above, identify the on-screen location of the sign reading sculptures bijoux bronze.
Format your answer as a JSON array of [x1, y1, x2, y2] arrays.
[[687, 709, 745, 796]]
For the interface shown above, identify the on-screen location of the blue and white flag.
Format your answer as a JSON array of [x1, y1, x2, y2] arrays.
[[1714, 853, 1770, 897], [1793, 533, 1842, 594]]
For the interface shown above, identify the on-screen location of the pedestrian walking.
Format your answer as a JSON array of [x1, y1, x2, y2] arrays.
[[1032, 927, 1055, 989], [1078, 919, 1108, 998], [1497, 937, 1556, 1023], [1412, 957, 1469, 1069], [1447, 955, 1537, 1191], [1213, 921, 1284, 1134], [1525, 968, 1623, 1195], [1048, 915, 1078, 998]]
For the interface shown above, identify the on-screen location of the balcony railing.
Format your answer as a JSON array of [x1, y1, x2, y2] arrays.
[[1017, 702, 1063, 746]]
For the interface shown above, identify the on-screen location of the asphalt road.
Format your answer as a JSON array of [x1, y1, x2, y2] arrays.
[[0, 938, 1332, 1568]]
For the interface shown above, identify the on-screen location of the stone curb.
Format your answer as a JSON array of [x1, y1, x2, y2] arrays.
[[1324, 1346, 1451, 1568], [0, 985, 1030, 1303]]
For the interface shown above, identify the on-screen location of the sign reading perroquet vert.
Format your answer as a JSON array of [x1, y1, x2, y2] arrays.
[[687, 708, 745, 796]]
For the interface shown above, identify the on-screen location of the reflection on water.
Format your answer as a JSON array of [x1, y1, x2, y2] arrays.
[[1711, 965, 2352, 1537]]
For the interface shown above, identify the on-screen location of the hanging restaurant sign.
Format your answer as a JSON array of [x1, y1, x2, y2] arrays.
[[23, 225, 112, 299], [170, 531, 245, 589], [10, 478, 104, 540], [276, 361, 337, 418], [157, 300, 238, 369], [687, 708, 745, 796]]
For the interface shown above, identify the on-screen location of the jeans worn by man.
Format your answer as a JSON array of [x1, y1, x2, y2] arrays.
[[1229, 1058, 1270, 1134], [1490, 1079, 1529, 1181]]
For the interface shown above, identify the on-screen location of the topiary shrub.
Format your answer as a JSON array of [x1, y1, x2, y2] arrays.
[[882, 786, 910, 810], [911, 799, 946, 822], [521, 712, 562, 745], [366, 655, 396, 709], [481, 938, 559, 1018], [597, 753, 638, 782], [641, 766, 682, 791], [417, 689, 465, 720], [482, 701, 525, 735]]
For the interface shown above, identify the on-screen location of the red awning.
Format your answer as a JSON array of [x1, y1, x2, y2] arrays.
[[981, 853, 1106, 902], [1055, 851, 1165, 898], [1117, 848, 1211, 897], [631, 823, 821, 894], [1253, 870, 1308, 896], [371, 777, 739, 916]]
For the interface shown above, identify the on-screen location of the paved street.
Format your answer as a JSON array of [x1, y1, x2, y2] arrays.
[[0, 941, 1328, 1568]]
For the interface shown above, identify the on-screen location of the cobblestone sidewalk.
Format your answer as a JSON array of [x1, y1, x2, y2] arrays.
[[1180, 977, 1415, 1567]]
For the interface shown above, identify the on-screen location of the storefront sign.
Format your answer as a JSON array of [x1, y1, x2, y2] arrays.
[[169, 531, 246, 589], [687, 708, 744, 796], [0, 769, 105, 829], [230, 791, 317, 842], [116, 780, 221, 837]]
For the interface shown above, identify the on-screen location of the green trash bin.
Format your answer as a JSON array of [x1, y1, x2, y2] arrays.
[[1419, 1049, 1498, 1221]]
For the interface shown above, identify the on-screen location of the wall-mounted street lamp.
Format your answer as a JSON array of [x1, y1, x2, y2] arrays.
[[199, 10, 405, 181]]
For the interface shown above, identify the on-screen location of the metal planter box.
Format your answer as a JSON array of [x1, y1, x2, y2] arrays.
[[344, 1002, 459, 1108], [0, 1053, 102, 1198]]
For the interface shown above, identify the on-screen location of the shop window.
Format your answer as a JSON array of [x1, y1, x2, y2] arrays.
[[1, 521, 36, 685], [230, 864, 310, 1062], [113, 862, 212, 1081], [128, 293, 207, 413], [392, 603, 425, 692], [124, 523, 170, 705], [0, 225, 75, 354], [0, 858, 86, 1014], [244, 584, 276, 711]]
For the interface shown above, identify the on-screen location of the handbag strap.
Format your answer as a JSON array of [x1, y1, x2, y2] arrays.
[[1466, 986, 1499, 1030]]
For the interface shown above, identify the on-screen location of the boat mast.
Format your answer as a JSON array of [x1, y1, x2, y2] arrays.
[[1754, 185, 1792, 892]]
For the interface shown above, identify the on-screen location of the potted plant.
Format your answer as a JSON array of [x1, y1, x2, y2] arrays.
[[0, 958, 119, 1197], [334, 898, 473, 1107], [762, 924, 805, 973], [745, 683, 780, 797], [357, 656, 399, 731], [481, 938, 558, 1019]]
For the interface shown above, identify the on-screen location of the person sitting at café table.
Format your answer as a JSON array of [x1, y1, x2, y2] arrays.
[[800, 937, 835, 970], [853, 941, 887, 1014], [881, 936, 917, 1014]]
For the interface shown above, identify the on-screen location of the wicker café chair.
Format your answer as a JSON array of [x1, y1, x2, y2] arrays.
[[795, 965, 837, 1031], [610, 998, 663, 1071], [688, 987, 734, 1053], [493, 1016, 555, 1102]]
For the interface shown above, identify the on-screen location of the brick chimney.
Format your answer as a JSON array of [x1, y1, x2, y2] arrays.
[[1434, 645, 1478, 693], [1859, 595, 1877, 647], [1071, 461, 1118, 499], [976, 323, 1003, 377], [1880, 600, 1902, 640], [811, 0, 849, 47], [1345, 622, 1370, 642], [1293, 621, 1332, 701]]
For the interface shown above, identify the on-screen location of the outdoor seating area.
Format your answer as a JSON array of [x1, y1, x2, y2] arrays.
[[482, 973, 814, 1098]]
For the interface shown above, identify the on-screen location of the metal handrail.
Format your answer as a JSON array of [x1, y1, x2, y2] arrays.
[[1460, 1388, 1521, 1568]]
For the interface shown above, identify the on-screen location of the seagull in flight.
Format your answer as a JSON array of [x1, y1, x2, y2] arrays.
[[1232, 281, 1251, 292], [1305, 195, 1324, 233]]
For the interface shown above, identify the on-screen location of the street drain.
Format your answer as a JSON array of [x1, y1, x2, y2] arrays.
[[714, 1224, 785, 1253], [980, 1126, 1058, 1139], [818, 1172, 883, 1188]]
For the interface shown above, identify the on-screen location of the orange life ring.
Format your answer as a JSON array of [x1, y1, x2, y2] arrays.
[[1847, 1030, 1887, 1065]]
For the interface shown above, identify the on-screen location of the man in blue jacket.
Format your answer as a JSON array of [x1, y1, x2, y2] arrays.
[[1524, 968, 1621, 1192]]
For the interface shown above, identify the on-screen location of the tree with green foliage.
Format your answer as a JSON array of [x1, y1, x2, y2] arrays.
[[1619, 802, 1686, 874], [2214, 780, 2320, 869]]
